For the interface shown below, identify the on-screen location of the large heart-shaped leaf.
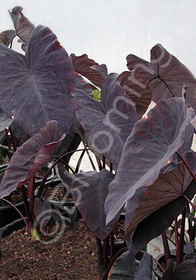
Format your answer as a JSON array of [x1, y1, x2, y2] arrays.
[[0, 120, 60, 198], [127, 44, 196, 112], [105, 97, 194, 225], [127, 179, 196, 256], [0, 25, 75, 137], [70, 53, 106, 88], [9, 6, 35, 45], [125, 153, 196, 238], [116, 71, 152, 117], [73, 76, 139, 169], [71, 169, 120, 240]]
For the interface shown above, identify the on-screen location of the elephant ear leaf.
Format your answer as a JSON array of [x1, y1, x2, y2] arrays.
[[116, 70, 152, 117], [70, 53, 106, 88], [125, 152, 196, 238], [127, 179, 196, 256], [0, 25, 76, 137], [71, 169, 119, 240], [9, 6, 35, 45], [127, 44, 196, 112], [150, 44, 196, 110], [105, 97, 194, 225], [73, 76, 138, 169], [0, 120, 60, 198]]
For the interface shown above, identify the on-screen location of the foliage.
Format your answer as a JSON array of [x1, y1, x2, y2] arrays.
[[0, 6, 196, 280]]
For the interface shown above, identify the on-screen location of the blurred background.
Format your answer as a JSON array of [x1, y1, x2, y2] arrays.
[[0, 0, 195, 75]]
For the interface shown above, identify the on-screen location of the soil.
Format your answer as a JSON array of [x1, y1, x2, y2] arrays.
[[0, 218, 99, 280], [0, 166, 125, 280]]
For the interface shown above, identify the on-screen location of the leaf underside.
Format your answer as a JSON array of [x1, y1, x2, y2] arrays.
[[0, 120, 59, 198], [126, 43, 196, 112], [127, 179, 196, 256], [125, 157, 196, 237]]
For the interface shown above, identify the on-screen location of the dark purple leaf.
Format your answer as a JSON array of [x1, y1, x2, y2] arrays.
[[116, 71, 152, 117], [160, 125, 194, 174], [9, 121, 27, 145], [0, 25, 75, 137], [9, 6, 35, 45], [70, 53, 106, 88], [34, 197, 52, 227], [127, 44, 196, 112], [108, 250, 137, 279], [163, 260, 196, 280], [105, 98, 194, 225], [75, 73, 94, 98], [135, 253, 152, 280], [73, 76, 138, 169], [28, 142, 57, 178], [71, 169, 119, 240], [125, 155, 196, 238], [0, 30, 15, 46], [108, 251, 152, 280], [127, 179, 196, 256], [126, 54, 153, 85], [0, 120, 59, 198], [184, 241, 195, 255]]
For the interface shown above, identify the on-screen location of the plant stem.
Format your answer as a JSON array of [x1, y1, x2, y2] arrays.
[[38, 148, 89, 198], [103, 237, 110, 267], [9, 127, 17, 152], [27, 177, 35, 217], [182, 194, 196, 212], [161, 232, 171, 268], [110, 162, 113, 172], [102, 156, 105, 169], [175, 219, 179, 253], [5, 128, 12, 159], [176, 208, 186, 266], [110, 231, 114, 261], [85, 148, 97, 171], [96, 238, 105, 279], [21, 186, 32, 230], [188, 219, 194, 242], [175, 151, 196, 210], [187, 204, 196, 242], [176, 151, 196, 182], [9, 32, 17, 49], [75, 148, 86, 173]]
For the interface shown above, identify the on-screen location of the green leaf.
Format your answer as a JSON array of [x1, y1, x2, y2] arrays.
[[93, 89, 101, 100]]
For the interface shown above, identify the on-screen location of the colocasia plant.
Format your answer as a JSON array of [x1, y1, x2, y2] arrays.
[[0, 6, 196, 280]]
